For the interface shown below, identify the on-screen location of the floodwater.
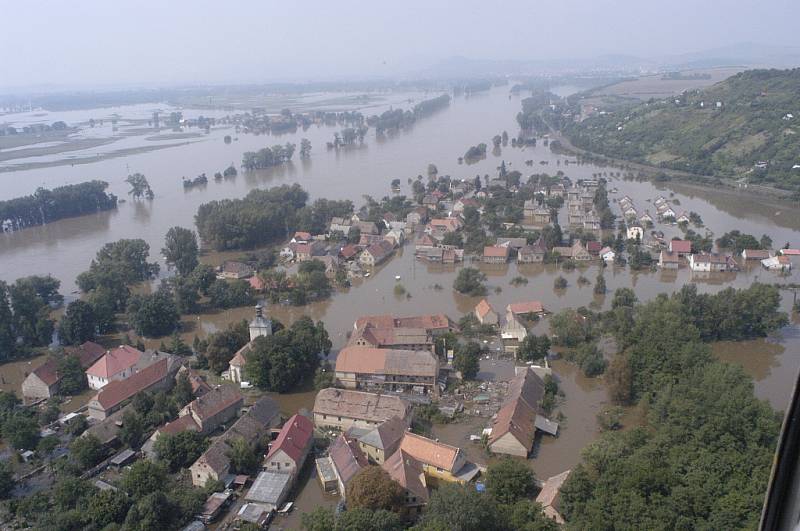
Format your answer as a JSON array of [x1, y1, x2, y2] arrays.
[[1, 86, 800, 510]]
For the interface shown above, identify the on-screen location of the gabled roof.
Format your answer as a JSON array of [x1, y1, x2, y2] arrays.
[[86, 345, 143, 379], [30, 358, 60, 386], [508, 301, 544, 315], [489, 368, 545, 450], [266, 414, 313, 463], [314, 388, 410, 424], [92, 358, 169, 410], [185, 385, 242, 423], [474, 299, 495, 319], [357, 415, 409, 451], [669, 240, 692, 253], [660, 250, 680, 262], [159, 414, 201, 436], [335, 347, 438, 378], [398, 432, 461, 472], [65, 341, 107, 368], [483, 245, 510, 258], [364, 240, 394, 261], [382, 450, 429, 502], [329, 434, 368, 486], [536, 470, 571, 510]]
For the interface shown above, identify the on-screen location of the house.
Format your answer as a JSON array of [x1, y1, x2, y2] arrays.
[[483, 245, 510, 264], [689, 253, 736, 272], [517, 245, 544, 263], [312, 255, 340, 278], [295, 240, 326, 261], [179, 385, 243, 434], [501, 311, 528, 345], [359, 233, 385, 247], [359, 240, 395, 267], [570, 240, 592, 261], [248, 275, 266, 292], [474, 299, 498, 326], [86, 345, 144, 390], [626, 224, 644, 241], [523, 201, 552, 224], [599, 246, 616, 263], [384, 228, 405, 246], [586, 241, 602, 256], [669, 239, 693, 256], [397, 432, 479, 483], [244, 471, 293, 512], [658, 250, 680, 269], [349, 320, 434, 352], [329, 217, 353, 236], [219, 261, 253, 280], [582, 212, 601, 231], [227, 305, 273, 383], [349, 415, 410, 464], [742, 249, 772, 261], [201, 490, 234, 523], [780, 249, 800, 256], [676, 212, 690, 224], [488, 368, 550, 457], [536, 470, 571, 524], [422, 195, 439, 210], [508, 300, 546, 318], [354, 313, 457, 337], [22, 341, 106, 399], [189, 396, 282, 486], [639, 211, 654, 225], [291, 231, 312, 244], [496, 237, 527, 250], [338, 243, 361, 261], [442, 248, 463, 264], [143, 414, 203, 458], [762, 255, 792, 271], [382, 450, 429, 514], [88, 357, 181, 420], [414, 233, 439, 255], [427, 218, 462, 236], [453, 198, 479, 214], [657, 205, 676, 220], [335, 347, 440, 397], [355, 221, 380, 235], [406, 207, 429, 226], [313, 388, 412, 431], [316, 456, 338, 493], [178, 367, 212, 397], [328, 433, 368, 498], [265, 414, 314, 476]]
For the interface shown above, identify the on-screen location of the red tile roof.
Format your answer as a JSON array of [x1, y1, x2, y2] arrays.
[[329, 434, 368, 486], [93, 359, 169, 411], [474, 299, 495, 319], [483, 245, 510, 258], [31, 359, 60, 386], [669, 240, 692, 254], [508, 301, 545, 315], [86, 345, 142, 379], [266, 414, 313, 464]]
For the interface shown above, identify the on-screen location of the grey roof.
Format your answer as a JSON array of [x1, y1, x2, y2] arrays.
[[315, 456, 337, 484], [245, 471, 293, 505], [357, 416, 408, 450], [329, 434, 368, 487], [535, 414, 559, 436], [110, 448, 136, 466], [246, 396, 281, 426]]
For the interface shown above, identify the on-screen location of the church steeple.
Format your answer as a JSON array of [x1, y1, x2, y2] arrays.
[[249, 303, 272, 340]]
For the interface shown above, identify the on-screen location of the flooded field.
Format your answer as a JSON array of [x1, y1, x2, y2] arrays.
[[1, 86, 799, 529]]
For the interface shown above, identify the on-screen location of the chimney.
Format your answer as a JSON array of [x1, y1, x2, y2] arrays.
[[255, 303, 263, 318]]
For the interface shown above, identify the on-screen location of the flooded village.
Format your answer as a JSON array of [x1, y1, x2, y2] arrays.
[[1, 82, 800, 530]]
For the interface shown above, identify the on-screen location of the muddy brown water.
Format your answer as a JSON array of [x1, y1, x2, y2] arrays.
[[1, 87, 799, 526]]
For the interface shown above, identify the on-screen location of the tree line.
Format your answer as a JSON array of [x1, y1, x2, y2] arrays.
[[559, 283, 788, 528], [0, 181, 117, 233]]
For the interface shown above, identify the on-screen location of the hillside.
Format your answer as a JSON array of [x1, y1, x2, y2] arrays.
[[564, 69, 800, 192]]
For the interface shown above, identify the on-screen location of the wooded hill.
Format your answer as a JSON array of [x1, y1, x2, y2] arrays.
[[565, 69, 800, 192]]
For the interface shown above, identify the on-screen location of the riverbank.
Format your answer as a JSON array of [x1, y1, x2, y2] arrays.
[[550, 128, 798, 202]]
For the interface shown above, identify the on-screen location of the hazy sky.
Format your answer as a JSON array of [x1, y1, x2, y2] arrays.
[[1, 0, 798, 88]]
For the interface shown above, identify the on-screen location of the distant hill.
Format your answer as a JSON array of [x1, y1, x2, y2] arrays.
[[565, 68, 800, 192]]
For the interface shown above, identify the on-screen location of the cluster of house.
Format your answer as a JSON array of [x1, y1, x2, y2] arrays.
[[564, 183, 602, 232], [657, 240, 795, 272], [310, 363, 566, 520], [21, 340, 184, 421], [474, 299, 548, 353]]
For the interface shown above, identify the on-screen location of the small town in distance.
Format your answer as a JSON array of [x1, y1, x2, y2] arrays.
[[2, 3, 800, 530]]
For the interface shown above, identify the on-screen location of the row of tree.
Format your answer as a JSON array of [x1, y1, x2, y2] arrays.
[[0, 181, 117, 233]]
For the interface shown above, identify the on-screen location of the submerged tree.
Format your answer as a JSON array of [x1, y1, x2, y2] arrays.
[[125, 173, 154, 200]]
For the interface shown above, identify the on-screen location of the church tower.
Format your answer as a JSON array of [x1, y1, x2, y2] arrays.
[[249, 303, 272, 340]]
